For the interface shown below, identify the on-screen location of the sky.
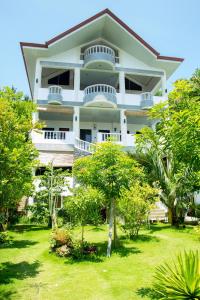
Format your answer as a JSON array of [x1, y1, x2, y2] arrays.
[[0, 0, 200, 96]]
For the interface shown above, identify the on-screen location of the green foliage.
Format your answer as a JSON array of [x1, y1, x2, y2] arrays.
[[154, 250, 200, 299], [36, 164, 70, 228], [0, 87, 38, 229], [64, 186, 104, 226], [0, 231, 10, 245], [135, 69, 200, 225], [194, 223, 200, 239], [119, 183, 157, 238], [28, 201, 49, 225], [73, 142, 145, 256]]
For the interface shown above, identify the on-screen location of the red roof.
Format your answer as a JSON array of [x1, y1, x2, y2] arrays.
[[20, 8, 184, 62]]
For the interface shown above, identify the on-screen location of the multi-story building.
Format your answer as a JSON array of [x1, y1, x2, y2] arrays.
[[20, 9, 183, 171]]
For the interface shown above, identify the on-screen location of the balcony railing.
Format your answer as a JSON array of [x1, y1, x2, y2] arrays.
[[48, 86, 63, 104], [31, 130, 75, 144], [97, 132, 122, 143], [140, 92, 153, 109], [84, 45, 115, 68], [83, 84, 117, 107], [75, 138, 96, 153]]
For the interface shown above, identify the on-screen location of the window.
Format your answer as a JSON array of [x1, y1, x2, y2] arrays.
[[48, 71, 70, 86], [125, 78, 142, 91]]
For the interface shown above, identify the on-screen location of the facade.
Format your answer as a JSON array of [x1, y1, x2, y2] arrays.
[[21, 9, 183, 169]]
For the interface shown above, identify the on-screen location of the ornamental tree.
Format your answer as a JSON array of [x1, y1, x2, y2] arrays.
[[73, 142, 144, 257], [0, 87, 38, 231]]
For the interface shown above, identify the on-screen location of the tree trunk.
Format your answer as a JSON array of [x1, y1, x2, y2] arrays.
[[113, 200, 118, 248], [107, 198, 114, 257], [81, 225, 84, 244], [168, 206, 178, 226]]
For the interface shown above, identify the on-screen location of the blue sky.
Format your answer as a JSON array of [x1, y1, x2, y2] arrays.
[[0, 0, 199, 96]]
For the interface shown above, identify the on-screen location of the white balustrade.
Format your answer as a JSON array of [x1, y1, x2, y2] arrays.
[[97, 132, 122, 143], [32, 130, 74, 144], [49, 85, 62, 95], [84, 45, 115, 57], [141, 92, 153, 101], [74, 138, 96, 153], [84, 84, 116, 96]]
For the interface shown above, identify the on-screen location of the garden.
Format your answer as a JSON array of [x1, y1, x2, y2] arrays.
[[0, 71, 200, 299]]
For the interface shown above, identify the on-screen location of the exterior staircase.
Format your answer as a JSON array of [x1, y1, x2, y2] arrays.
[[148, 204, 168, 222]]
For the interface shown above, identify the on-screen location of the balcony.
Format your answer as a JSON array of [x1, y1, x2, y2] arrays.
[[97, 132, 135, 147], [48, 86, 63, 104], [83, 84, 117, 108], [31, 130, 75, 151], [140, 92, 154, 109], [84, 45, 115, 70]]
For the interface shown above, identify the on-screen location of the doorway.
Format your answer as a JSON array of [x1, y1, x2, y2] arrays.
[[80, 129, 92, 142]]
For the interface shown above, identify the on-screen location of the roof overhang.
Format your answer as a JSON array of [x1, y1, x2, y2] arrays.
[[20, 9, 184, 98]]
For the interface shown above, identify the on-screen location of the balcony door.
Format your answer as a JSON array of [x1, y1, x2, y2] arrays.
[[80, 129, 92, 143]]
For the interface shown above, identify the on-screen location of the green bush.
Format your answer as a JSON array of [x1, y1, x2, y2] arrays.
[[154, 250, 200, 299], [28, 201, 49, 225], [0, 231, 10, 245], [50, 227, 73, 250]]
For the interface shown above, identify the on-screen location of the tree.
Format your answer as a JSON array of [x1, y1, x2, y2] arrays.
[[119, 182, 157, 238], [135, 69, 200, 225], [73, 142, 144, 256], [64, 186, 104, 243], [0, 87, 38, 231], [35, 163, 70, 228]]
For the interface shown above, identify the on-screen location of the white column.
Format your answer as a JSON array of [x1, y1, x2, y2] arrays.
[[73, 106, 80, 138], [120, 109, 127, 145], [33, 60, 42, 101], [119, 71, 125, 103], [161, 72, 167, 97], [74, 68, 80, 101]]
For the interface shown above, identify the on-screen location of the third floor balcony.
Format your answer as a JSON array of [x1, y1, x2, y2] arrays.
[[84, 45, 116, 70]]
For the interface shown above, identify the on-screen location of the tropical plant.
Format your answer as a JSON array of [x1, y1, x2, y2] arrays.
[[73, 141, 144, 256], [35, 163, 70, 228], [135, 69, 200, 225], [0, 87, 39, 231], [154, 250, 200, 299], [119, 183, 157, 238]]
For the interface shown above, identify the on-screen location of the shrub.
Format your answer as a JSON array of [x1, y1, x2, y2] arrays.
[[50, 227, 73, 250], [28, 201, 49, 225], [194, 222, 200, 239], [154, 250, 200, 299], [0, 231, 10, 246], [119, 183, 157, 238]]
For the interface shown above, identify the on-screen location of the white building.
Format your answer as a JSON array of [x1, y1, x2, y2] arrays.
[[21, 9, 183, 170]]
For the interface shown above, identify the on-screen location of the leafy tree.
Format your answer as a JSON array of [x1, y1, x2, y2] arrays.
[[35, 163, 70, 228], [135, 70, 200, 225], [119, 182, 157, 238], [64, 186, 104, 243], [0, 87, 38, 231], [73, 142, 144, 256]]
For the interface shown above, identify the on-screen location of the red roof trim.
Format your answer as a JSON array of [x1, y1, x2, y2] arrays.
[[157, 55, 184, 62], [20, 8, 184, 62]]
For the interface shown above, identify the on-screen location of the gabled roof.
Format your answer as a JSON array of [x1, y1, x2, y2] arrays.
[[20, 9, 184, 97]]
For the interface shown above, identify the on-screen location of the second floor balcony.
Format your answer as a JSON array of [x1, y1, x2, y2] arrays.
[[84, 45, 115, 70], [83, 84, 117, 108]]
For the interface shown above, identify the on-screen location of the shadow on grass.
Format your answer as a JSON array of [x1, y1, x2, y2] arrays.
[[65, 240, 141, 264], [0, 239, 38, 249], [136, 287, 161, 299], [148, 224, 171, 234], [11, 224, 49, 233], [0, 289, 17, 300], [120, 234, 160, 243], [0, 261, 41, 284], [89, 226, 105, 232]]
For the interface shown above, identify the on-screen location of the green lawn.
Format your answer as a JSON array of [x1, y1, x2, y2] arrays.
[[0, 224, 199, 300]]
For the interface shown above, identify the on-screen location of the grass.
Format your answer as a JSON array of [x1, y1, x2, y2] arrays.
[[0, 223, 199, 300]]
